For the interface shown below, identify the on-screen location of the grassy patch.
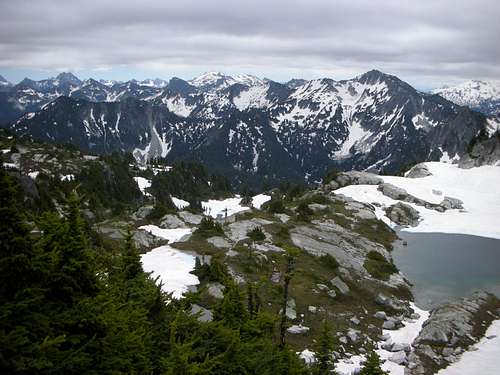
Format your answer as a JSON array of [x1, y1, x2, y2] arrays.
[[353, 219, 398, 250], [363, 251, 398, 281]]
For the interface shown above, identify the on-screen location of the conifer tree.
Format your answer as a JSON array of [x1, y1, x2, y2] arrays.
[[359, 351, 388, 375], [214, 281, 249, 328], [314, 317, 335, 374], [279, 246, 300, 348]]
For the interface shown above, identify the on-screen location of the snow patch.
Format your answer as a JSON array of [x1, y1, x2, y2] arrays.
[[336, 162, 500, 239], [141, 245, 199, 299]]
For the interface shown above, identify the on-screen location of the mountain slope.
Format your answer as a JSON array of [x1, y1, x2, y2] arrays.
[[433, 80, 500, 115], [3, 70, 494, 186]]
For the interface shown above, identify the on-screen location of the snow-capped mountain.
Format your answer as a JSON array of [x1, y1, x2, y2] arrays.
[[433, 80, 500, 115], [0, 75, 12, 88], [2, 70, 493, 186]]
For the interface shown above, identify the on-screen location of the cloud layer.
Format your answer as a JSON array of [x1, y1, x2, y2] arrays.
[[1, 0, 499, 87]]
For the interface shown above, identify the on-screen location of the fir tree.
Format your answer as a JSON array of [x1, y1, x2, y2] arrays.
[[313, 318, 335, 374], [279, 246, 300, 348], [359, 351, 388, 375]]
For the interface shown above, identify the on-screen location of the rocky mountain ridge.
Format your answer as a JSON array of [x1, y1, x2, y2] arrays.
[[1, 70, 495, 187]]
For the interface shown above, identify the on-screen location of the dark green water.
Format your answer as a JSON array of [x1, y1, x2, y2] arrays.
[[392, 232, 500, 309]]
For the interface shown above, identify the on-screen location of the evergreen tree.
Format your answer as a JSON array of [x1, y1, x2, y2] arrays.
[[279, 246, 300, 348], [359, 351, 388, 375], [313, 318, 335, 374], [214, 281, 249, 329], [121, 227, 142, 281]]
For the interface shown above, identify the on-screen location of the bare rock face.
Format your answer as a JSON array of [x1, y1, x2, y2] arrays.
[[133, 229, 159, 250], [178, 211, 203, 225], [290, 220, 388, 275], [407, 291, 500, 375], [405, 163, 432, 178], [385, 202, 420, 227], [459, 131, 500, 168], [159, 214, 185, 228]]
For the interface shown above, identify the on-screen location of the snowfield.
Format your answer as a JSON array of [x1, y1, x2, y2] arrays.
[[139, 225, 191, 243], [202, 194, 271, 218], [336, 162, 500, 239], [141, 245, 199, 299], [437, 319, 500, 375], [134, 176, 151, 195]]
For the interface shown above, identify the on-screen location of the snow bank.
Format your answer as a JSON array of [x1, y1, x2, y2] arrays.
[[172, 197, 189, 210], [336, 162, 500, 239], [336, 303, 429, 375], [139, 225, 191, 243], [437, 319, 500, 375], [141, 245, 199, 299], [201, 194, 271, 218], [134, 177, 151, 195], [252, 194, 271, 209]]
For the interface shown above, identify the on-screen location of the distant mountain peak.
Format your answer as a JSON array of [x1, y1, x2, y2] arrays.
[[433, 80, 500, 115], [55, 72, 81, 85]]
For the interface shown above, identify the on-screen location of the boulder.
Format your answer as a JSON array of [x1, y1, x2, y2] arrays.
[[132, 205, 154, 220], [385, 202, 420, 227], [287, 325, 310, 334], [383, 320, 396, 330], [132, 229, 159, 250], [388, 351, 407, 365], [378, 183, 409, 200], [178, 211, 203, 225], [440, 196, 464, 210], [207, 236, 232, 249], [330, 276, 350, 295], [160, 214, 185, 228], [207, 282, 225, 299], [190, 304, 213, 322], [405, 163, 432, 178], [374, 311, 387, 320]]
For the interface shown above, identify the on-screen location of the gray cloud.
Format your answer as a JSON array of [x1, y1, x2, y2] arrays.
[[1, 0, 499, 88]]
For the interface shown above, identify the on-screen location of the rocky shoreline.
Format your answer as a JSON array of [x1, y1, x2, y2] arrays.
[[407, 291, 500, 375]]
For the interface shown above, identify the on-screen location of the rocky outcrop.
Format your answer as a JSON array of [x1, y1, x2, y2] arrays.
[[407, 291, 500, 374], [133, 229, 160, 250], [159, 214, 185, 228], [324, 171, 383, 190], [378, 183, 463, 213], [459, 131, 500, 168], [290, 219, 389, 275], [405, 163, 432, 178], [385, 202, 420, 227]]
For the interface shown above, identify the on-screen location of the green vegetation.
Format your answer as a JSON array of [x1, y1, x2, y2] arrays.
[[320, 254, 340, 270], [359, 351, 388, 375], [77, 153, 143, 216], [247, 226, 266, 241], [267, 198, 287, 213], [323, 166, 340, 184], [193, 217, 224, 238], [363, 251, 398, 281], [296, 201, 314, 222], [313, 318, 336, 374], [0, 163, 310, 374], [150, 160, 232, 206]]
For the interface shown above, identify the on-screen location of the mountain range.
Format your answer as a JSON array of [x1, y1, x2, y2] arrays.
[[433, 80, 500, 116], [1, 70, 499, 187]]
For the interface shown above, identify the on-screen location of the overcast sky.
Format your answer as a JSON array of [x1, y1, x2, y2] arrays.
[[1, 0, 499, 90]]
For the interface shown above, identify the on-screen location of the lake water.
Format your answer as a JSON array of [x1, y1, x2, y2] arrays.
[[392, 232, 500, 309]]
